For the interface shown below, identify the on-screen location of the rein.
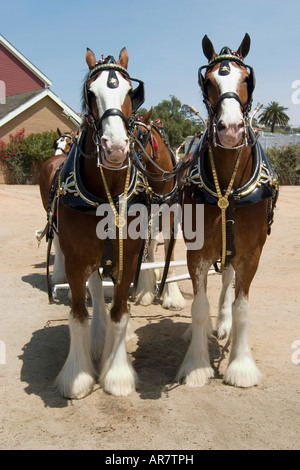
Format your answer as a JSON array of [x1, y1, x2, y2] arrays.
[[129, 123, 209, 182]]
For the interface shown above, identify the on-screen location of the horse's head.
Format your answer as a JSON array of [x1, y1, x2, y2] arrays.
[[53, 128, 77, 155], [199, 34, 255, 148], [84, 48, 144, 169]]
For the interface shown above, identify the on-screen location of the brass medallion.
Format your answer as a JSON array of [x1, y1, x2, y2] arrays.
[[217, 197, 229, 210]]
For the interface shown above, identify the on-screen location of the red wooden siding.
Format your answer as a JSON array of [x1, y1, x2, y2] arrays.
[[0, 44, 45, 96]]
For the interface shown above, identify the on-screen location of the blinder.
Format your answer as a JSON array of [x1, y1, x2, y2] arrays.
[[129, 79, 145, 113]]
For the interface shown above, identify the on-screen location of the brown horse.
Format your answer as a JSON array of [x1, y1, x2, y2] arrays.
[[178, 34, 278, 388], [39, 130, 78, 285], [53, 128, 78, 156], [39, 47, 179, 398], [133, 109, 186, 309]]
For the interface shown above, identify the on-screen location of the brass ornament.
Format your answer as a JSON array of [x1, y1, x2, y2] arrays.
[[217, 197, 229, 210]]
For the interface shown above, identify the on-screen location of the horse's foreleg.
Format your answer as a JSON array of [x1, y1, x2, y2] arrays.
[[100, 310, 137, 396], [215, 264, 234, 339], [135, 269, 156, 306], [100, 249, 140, 396], [223, 257, 262, 387], [52, 232, 67, 285], [177, 259, 214, 387], [161, 239, 186, 310], [135, 237, 156, 306], [55, 265, 95, 399], [88, 269, 107, 362]]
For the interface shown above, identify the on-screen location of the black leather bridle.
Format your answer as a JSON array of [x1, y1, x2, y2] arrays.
[[83, 57, 145, 132], [198, 53, 255, 116], [198, 52, 256, 147]]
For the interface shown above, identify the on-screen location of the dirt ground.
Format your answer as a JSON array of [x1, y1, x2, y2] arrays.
[[0, 184, 299, 451]]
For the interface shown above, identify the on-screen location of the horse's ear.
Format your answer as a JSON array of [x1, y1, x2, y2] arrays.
[[142, 108, 153, 125], [57, 128, 62, 137], [237, 33, 251, 59], [118, 47, 129, 70], [86, 48, 96, 69], [202, 35, 217, 61]]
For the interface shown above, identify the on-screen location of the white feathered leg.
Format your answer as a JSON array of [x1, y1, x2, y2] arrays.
[[52, 232, 67, 285], [161, 237, 186, 310], [135, 236, 157, 306], [88, 270, 107, 362], [177, 266, 214, 387], [223, 291, 262, 387], [55, 314, 95, 399], [100, 313, 136, 396], [215, 264, 234, 339], [162, 267, 186, 310], [135, 268, 156, 306]]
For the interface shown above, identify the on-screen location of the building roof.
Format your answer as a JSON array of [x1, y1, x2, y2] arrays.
[[0, 90, 42, 120], [0, 88, 81, 127], [0, 34, 81, 127], [0, 34, 52, 87]]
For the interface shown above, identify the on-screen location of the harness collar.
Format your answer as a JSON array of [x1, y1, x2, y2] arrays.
[[181, 128, 278, 205], [57, 130, 151, 214]]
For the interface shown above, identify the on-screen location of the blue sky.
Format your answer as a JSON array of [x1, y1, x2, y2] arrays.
[[1, 0, 300, 126]]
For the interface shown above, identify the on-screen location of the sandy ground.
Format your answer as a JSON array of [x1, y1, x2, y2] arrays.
[[0, 184, 299, 451]]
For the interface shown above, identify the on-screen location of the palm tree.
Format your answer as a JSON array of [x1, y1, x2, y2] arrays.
[[258, 101, 289, 133]]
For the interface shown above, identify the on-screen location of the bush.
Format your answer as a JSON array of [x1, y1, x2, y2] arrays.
[[0, 129, 57, 183], [266, 145, 300, 185]]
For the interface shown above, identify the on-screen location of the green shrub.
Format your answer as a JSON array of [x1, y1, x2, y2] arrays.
[[266, 145, 300, 185], [20, 131, 58, 163], [0, 129, 57, 183]]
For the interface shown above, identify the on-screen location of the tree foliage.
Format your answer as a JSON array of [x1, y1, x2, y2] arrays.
[[258, 101, 290, 133], [141, 95, 202, 147]]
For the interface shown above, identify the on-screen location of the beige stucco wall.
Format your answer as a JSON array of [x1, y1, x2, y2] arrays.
[[0, 96, 80, 183], [0, 95, 79, 142]]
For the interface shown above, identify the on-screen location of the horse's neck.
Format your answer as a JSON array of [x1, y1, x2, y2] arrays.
[[145, 128, 174, 195], [82, 127, 128, 198], [210, 145, 253, 190]]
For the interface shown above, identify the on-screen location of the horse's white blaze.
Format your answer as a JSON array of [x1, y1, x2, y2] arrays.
[[213, 64, 243, 124], [54, 136, 67, 155], [90, 71, 130, 164], [213, 64, 244, 146], [223, 291, 262, 387], [55, 314, 95, 399], [100, 313, 136, 396], [177, 262, 214, 386]]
